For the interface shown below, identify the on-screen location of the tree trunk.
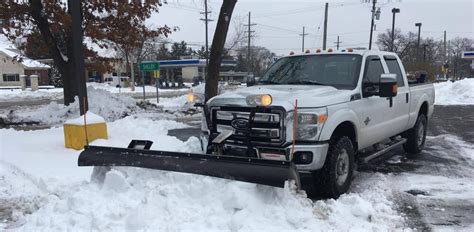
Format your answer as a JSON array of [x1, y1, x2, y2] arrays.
[[205, 0, 237, 101], [30, 0, 78, 105]]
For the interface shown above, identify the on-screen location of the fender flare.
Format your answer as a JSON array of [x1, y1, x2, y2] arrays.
[[319, 108, 359, 142]]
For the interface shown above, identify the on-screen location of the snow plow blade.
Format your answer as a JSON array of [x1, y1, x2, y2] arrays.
[[78, 145, 300, 188]]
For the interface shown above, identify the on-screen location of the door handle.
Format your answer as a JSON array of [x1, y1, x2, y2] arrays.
[[406, 93, 409, 103]]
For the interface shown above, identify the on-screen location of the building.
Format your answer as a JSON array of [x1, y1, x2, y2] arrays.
[[154, 57, 248, 84], [0, 47, 50, 87]]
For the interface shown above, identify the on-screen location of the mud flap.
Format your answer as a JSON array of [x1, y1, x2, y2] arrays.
[[78, 145, 300, 188]]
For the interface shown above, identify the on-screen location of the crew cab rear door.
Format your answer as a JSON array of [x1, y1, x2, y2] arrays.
[[383, 55, 410, 134]]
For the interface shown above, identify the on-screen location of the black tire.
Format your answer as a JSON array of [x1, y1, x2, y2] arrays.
[[313, 136, 355, 199], [403, 114, 427, 154]]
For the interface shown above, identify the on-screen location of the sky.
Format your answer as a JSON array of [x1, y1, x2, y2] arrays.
[[149, 0, 474, 55]]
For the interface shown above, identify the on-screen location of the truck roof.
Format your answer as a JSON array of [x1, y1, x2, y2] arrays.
[[279, 49, 398, 59]]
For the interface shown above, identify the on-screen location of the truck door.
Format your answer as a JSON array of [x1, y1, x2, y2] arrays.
[[383, 56, 410, 135], [353, 55, 392, 149]]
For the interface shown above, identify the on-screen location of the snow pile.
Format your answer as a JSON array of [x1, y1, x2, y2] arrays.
[[86, 82, 191, 94], [64, 112, 105, 125], [0, 116, 191, 229], [0, 88, 63, 101], [6, 86, 138, 125], [434, 78, 474, 105], [1, 114, 407, 231], [20, 169, 406, 231]]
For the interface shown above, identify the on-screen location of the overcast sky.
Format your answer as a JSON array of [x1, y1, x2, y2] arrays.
[[149, 0, 473, 55]]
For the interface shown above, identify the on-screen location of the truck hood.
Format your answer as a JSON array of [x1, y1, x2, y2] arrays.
[[208, 85, 354, 110]]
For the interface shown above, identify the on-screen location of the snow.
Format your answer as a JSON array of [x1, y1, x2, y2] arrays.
[[0, 35, 49, 69], [6, 86, 138, 125], [0, 88, 63, 101], [0, 113, 409, 231], [434, 78, 474, 105], [64, 112, 106, 125]]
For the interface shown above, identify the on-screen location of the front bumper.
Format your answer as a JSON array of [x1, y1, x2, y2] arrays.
[[220, 142, 330, 172], [289, 143, 329, 171]]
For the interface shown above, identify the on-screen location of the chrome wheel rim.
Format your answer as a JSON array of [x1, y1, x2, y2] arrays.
[[336, 149, 349, 186], [417, 121, 425, 147]]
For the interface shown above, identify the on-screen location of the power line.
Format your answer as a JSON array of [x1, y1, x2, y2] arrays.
[[257, 23, 301, 34]]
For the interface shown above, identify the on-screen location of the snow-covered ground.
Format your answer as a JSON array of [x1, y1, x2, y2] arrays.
[[1, 114, 409, 231], [4, 86, 141, 125], [434, 78, 474, 105], [0, 83, 190, 102], [1, 80, 474, 230], [0, 88, 64, 101]]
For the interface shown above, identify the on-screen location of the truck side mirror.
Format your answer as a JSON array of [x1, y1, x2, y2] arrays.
[[379, 74, 397, 98]]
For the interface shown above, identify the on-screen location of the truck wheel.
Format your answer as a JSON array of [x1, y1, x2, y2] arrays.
[[313, 136, 354, 199], [403, 114, 427, 154]]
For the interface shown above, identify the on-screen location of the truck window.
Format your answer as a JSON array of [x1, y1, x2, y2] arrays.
[[363, 57, 384, 83], [384, 58, 405, 87], [258, 54, 362, 89]]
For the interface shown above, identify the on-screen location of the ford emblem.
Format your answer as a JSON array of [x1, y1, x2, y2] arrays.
[[231, 118, 249, 130]]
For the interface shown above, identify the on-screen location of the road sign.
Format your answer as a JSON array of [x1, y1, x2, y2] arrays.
[[139, 62, 160, 71], [153, 70, 160, 78]]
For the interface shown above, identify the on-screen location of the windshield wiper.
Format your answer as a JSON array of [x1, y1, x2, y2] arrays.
[[287, 80, 325, 85]]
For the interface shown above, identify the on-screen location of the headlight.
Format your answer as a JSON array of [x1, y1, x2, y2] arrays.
[[286, 108, 328, 141], [187, 92, 204, 104], [246, 94, 272, 106]]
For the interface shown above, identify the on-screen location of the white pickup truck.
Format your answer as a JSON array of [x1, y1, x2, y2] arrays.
[[201, 50, 435, 198]]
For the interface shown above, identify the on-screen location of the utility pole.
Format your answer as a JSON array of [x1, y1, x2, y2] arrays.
[[334, 36, 342, 50], [322, 2, 328, 50], [415, 22, 422, 62], [368, 0, 377, 50], [69, 0, 88, 115], [443, 30, 447, 61], [244, 12, 256, 77], [391, 8, 400, 52], [200, 0, 213, 80], [299, 26, 309, 52]]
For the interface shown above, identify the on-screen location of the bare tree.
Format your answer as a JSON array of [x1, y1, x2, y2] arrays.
[[205, 0, 238, 101]]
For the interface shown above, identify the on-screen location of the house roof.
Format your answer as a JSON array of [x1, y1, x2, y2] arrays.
[[0, 35, 50, 70]]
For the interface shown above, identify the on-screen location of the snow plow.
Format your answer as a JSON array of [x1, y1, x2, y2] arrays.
[[78, 141, 300, 188], [78, 105, 301, 189]]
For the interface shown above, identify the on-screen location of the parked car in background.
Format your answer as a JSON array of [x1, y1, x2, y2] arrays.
[[104, 76, 129, 88]]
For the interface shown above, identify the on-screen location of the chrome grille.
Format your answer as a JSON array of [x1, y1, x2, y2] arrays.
[[211, 106, 285, 146]]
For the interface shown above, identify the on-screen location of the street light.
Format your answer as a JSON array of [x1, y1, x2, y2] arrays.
[[390, 8, 400, 52], [415, 22, 422, 61]]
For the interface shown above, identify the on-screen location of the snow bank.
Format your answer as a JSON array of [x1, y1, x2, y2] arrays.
[[64, 112, 106, 125], [19, 170, 406, 231], [434, 78, 474, 105], [0, 116, 190, 229], [6, 86, 138, 125], [0, 88, 63, 101]]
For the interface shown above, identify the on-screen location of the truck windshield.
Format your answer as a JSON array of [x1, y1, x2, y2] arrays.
[[258, 54, 362, 89]]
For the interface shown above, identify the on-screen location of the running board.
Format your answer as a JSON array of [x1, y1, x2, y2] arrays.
[[359, 138, 407, 163]]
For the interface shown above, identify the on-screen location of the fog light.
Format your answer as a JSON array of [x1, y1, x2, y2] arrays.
[[293, 151, 313, 164]]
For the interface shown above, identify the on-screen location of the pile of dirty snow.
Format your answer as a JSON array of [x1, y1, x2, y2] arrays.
[[5, 86, 139, 125], [434, 78, 474, 105]]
